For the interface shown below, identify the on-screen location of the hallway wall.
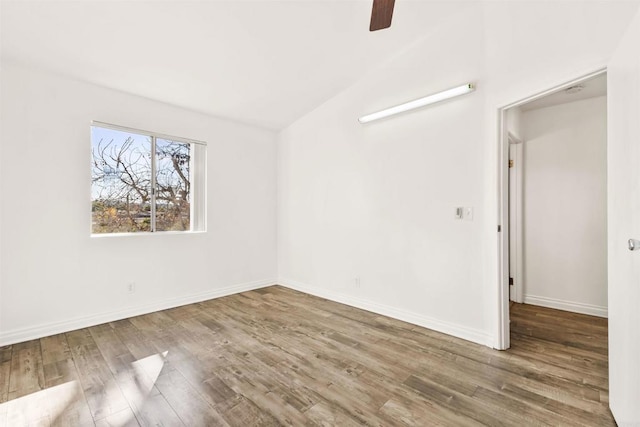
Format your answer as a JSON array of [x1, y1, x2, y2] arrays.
[[522, 96, 607, 316]]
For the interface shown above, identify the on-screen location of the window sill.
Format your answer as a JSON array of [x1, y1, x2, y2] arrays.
[[90, 230, 206, 238]]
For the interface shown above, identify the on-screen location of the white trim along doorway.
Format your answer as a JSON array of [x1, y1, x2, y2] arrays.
[[495, 68, 608, 350]]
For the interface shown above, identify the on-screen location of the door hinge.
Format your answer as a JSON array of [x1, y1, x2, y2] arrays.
[[509, 160, 514, 168], [498, 225, 501, 232]]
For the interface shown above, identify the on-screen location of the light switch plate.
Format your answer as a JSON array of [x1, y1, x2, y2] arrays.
[[464, 207, 473, 221]]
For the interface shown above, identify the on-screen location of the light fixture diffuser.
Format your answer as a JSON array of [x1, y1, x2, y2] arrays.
[[358, 83, 475, 124]]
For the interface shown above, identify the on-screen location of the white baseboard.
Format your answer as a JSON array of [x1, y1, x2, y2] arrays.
[[0, 278, 276, 347], [524, 294, 608, 318], [278, 278, 494, 348]]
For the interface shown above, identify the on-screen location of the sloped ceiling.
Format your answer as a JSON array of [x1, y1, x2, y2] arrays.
[[0, 1, 476, 130]]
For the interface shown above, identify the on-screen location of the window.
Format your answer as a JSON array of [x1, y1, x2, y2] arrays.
[[91, 122, 206, 234]]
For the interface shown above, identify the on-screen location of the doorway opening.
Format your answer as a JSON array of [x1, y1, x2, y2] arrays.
[[497, 69, 608, 350]]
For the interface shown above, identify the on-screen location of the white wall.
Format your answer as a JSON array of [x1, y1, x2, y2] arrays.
[[522, 97, 608, 316], [0, 62, 278, 345], [278, 6, 490, 344], [278, 1, 639, 348]]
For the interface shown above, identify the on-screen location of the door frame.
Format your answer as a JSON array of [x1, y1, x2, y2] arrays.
[[495, 67, 607, 350], [508, 132, 524, 304]]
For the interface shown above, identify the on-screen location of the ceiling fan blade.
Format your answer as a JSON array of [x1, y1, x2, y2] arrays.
[[369, 0, 395, 31]]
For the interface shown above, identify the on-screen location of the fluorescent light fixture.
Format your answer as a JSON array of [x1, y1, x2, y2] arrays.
[[358, 83, 475, 124]]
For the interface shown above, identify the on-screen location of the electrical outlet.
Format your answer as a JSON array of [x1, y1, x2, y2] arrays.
[[127, 282, 136, 293]]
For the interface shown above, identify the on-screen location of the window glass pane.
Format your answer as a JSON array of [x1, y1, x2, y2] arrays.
[[155, 139, 191, 231], [91, 127, 152, 233]]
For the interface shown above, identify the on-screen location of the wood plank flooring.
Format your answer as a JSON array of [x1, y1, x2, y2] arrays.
[[0, 286, 612, 426]]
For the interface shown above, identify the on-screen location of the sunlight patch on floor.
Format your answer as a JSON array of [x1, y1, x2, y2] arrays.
[[0, 351, 169, 427], [1, 380, 80, 426]]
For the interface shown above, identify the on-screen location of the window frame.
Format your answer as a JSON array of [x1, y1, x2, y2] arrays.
[[90, 120, 206, 236]]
